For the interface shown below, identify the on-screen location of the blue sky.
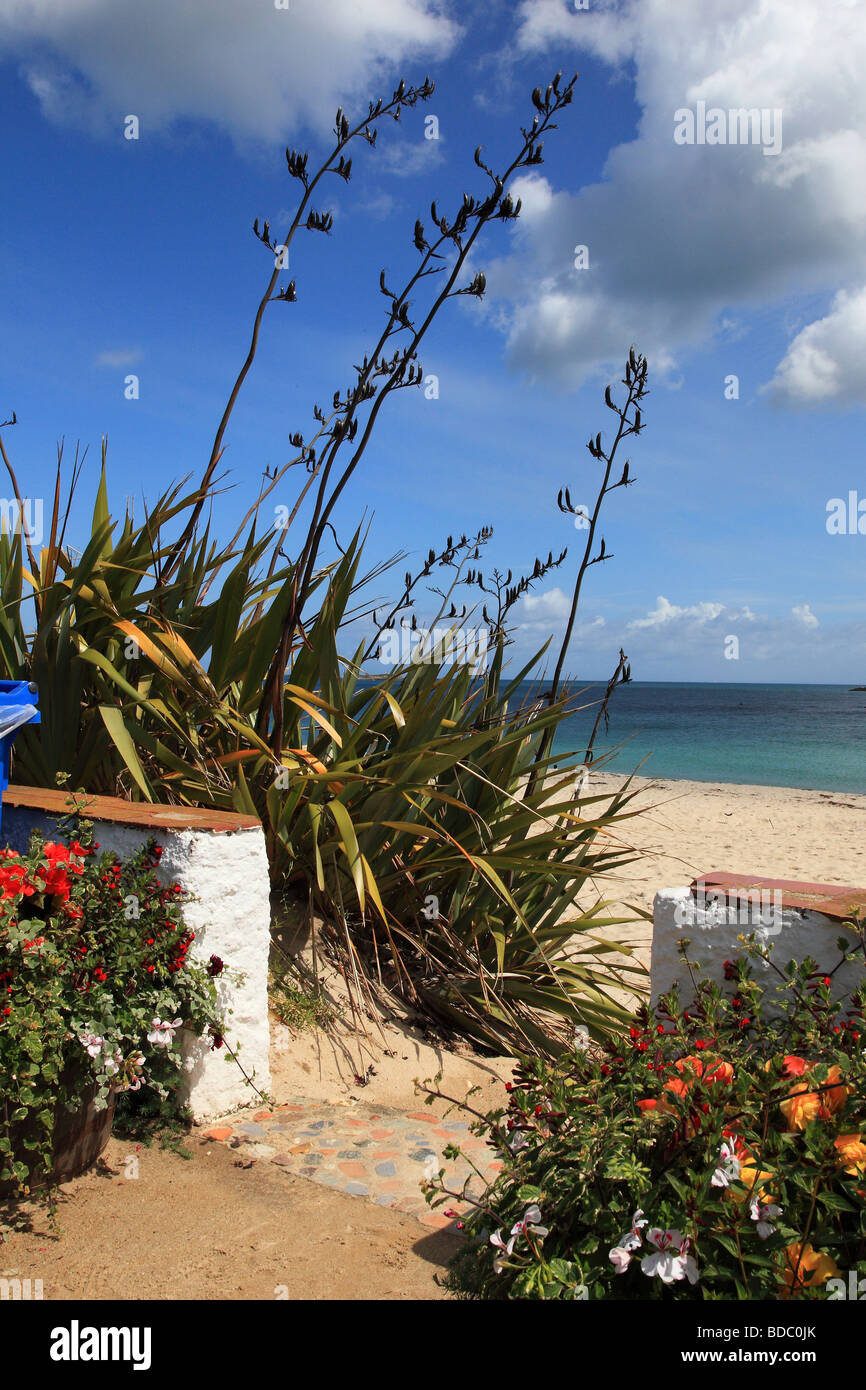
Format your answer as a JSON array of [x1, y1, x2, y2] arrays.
[[1, 0, 865, 683]]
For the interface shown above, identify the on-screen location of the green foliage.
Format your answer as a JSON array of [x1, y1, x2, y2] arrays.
[[432, 934, 866, 1299], [269, 971, 335, 1032], [263, 622, 648, 1052], [0, 453, 296, 803], [112, 1085, 196, 1159]]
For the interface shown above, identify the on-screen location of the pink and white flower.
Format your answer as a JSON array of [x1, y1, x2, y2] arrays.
[[641, 1228, 700, 1284], [79, 1032, 104, 1058], [146, 1017, 182, 1048], [609, 1231, 641, 1274], [490, 1205, 549, 1273], [608, 1210, 648, 1274], [120, 1052, 146, 1092], [511, 1204, 549, 1240], [711, 1140, 741, 1188], [749, 1198, 782, 1240], [490, 1228, 517, 1274]]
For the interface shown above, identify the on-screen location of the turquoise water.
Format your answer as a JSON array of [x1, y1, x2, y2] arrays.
[[530, 681, 866, 794]]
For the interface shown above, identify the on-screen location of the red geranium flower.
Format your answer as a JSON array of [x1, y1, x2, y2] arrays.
[[44, 842, 82, 872], [35, 865, 72, 901], [0, 863, 36, 899]]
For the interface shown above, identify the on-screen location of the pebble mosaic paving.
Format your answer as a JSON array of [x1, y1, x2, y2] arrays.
[[204, 1097, 504, 1232]]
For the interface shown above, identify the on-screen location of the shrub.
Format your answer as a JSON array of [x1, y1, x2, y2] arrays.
[[0, 828, 229, 1192], [268, 643, 648, 1054], [430, 932, 866, 1299]]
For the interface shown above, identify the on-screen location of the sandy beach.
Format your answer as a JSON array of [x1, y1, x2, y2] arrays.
[[581, 772, 866, 971]]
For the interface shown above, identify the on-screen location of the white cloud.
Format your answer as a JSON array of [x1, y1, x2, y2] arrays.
[[357, 191, 399, 220], [377, 134, 446, 177], [520, 586, 572, 621], [480, 0, 866, 392], [507, 591, 837, 680], [0, 0, 458, 141], [626, 595, 725, 630], [94, 347, 142, 368], [792, 603, 819, 628], [764, 285, 866, 407]]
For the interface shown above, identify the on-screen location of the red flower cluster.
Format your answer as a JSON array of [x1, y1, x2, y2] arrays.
[[0, 851, 36, 902], [0, 840, 85, 905], [0, 834, 199, 1019]]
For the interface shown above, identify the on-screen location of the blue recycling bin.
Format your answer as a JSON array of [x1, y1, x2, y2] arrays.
[[0, 680, 40, 826]]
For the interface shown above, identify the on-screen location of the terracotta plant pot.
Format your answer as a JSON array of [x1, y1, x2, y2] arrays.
[[1, 1076, 116, 1194], [49, 1084, 117, 1183]]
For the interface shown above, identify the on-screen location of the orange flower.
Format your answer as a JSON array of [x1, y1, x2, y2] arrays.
[[834, 1133, 866, 1175], [765, 1054, 810, 1077], [665, 1055, 732, 1094], [779, 1064, 850, 1131], [780, 1243, 841, 1298], [730, 1162, 776, 1203], [819, 1066, 853, 1116], [638, 1094, 685, 1123], [704, 1060, 734, 1086], [638, 1054, 733, 1129], [663, 1074, 691, 1100], [782, 1055, 809, 1076], [636, 1075, 689, 1118], [672, 1055, 705, 1083], [661, 1057, 733, 1113], [780, 1087, 821, 1131]]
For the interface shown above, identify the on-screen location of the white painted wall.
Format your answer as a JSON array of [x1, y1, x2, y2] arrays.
[[3, 805, 271, 1119], [652, 886, 863, 1012]]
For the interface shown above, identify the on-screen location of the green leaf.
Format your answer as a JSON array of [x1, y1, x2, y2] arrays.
[[98, 704, 153, 800], [330, 799, 364, 910]]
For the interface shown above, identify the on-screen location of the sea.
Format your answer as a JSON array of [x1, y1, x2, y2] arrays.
[[513, 681, 866, 795]]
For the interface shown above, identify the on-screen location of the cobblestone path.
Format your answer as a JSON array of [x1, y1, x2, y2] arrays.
[[204, 1096, 503, 1232]]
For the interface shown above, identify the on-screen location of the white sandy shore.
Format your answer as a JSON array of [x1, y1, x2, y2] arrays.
[[580, 772, 866, 971]]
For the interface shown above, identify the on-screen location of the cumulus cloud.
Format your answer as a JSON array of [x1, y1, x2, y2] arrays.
[[521, 585, 573, 621], [763, 285, 866, 407], [480, 0, 866, 392], [0, 0, 457, 141], [791, 602, 819, 628], [626, 596, 725, 630]]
